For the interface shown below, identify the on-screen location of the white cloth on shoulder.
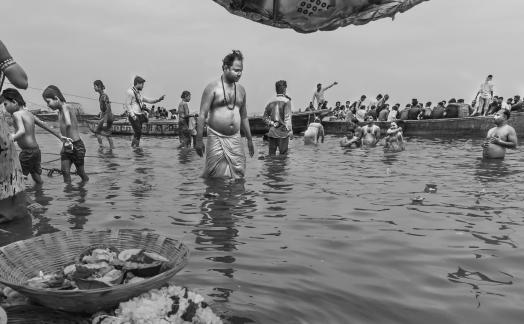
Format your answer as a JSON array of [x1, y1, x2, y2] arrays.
[[204, 127, 246, 179]]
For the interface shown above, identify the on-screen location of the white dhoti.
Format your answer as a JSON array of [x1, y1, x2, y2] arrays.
[[204, 127, 246, 179]]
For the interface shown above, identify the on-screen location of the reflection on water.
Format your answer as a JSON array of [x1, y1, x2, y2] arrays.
[[2, 129, 524, 324]]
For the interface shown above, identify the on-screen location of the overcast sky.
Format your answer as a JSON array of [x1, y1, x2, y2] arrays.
[[2, 0, 523, 114]]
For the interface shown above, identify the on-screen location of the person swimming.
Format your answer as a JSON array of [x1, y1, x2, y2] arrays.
[[340, 129, 360, 148]]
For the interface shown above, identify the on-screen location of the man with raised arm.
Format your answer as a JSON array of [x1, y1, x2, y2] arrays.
[[2, 88, 69, 184], [195, 50, 254, 179], [482, 110, 517, 159], [124, 76, 165, 148], [312, 81, 338, 109]]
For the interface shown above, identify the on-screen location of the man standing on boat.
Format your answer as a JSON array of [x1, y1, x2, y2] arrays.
[[195, 50, 254, 179], [263, 80, 293, 155], [124, 76, 165, 148], [312, 81, 337, 109], [475, 75, 494, 116], [93, 80, 114, 150], [482, 110, 517, 159]]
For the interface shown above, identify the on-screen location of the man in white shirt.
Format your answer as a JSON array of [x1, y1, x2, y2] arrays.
[[124, 76, 165, 148], [312, 81, 337, 109], [476, 75, 494, 116], [367, 94, 383, 111]]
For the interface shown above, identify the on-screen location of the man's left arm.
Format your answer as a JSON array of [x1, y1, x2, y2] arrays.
[[142, 94, 165, 104], [284, 100, 293, 137], [239, 88, 254, 157], [496, 129, 518, 149]]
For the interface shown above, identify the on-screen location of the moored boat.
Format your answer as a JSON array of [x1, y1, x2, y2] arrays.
[[87, 118, 180, 136], [322, 112, 524, 137], [249, 110, 331, 135]]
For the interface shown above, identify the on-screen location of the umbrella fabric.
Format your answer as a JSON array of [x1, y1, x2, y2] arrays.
[[213, 0, 428, 33]]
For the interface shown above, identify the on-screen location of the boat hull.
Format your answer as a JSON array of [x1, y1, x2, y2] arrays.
[[249, 110, 330, 135], [87, 119, 180, 136], [323, 112, 524, 137]]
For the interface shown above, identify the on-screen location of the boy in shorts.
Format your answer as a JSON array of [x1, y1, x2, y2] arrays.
[[2, 88, 69, 184], [42, 85, 89, 182]]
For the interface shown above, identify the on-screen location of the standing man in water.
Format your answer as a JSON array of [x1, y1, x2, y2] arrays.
[[360, 116, 381, 147], [263, 80, 293, 155], [124, 76, 165, 148], [42, 85, 89, 182], [93, 80, 114, 150], [195, 50, 254, 179], [312, 81, 338, 109], [482, 110, 517, 159]]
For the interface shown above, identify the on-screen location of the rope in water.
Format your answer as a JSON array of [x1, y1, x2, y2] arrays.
[[41, 167, 78, 177]]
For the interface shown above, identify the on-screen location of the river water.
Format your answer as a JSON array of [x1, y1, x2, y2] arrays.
[[1, 126, 524, 324]]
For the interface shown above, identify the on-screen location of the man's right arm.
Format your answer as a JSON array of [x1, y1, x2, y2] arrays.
[[10, 112, 25, 141], [262, 103, 273, 127], [195, 84, 214, 156]]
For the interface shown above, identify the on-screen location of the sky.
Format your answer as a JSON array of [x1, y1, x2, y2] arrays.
[[2, 0, 524, 115]]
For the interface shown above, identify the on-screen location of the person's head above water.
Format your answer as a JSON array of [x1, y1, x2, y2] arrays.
[[275, 80, 287, 95], [222, 50, 244, 83], [42, 85, 66, 110], [494, 109, 510, 126]]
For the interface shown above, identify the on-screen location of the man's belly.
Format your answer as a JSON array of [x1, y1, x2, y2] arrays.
[[483, 143, 506, 159], [362, 133, 376, 145], [208, 107, 241, 136]]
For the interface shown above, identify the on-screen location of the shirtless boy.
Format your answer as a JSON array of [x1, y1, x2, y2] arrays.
[[2, 88, 69, 184], [482, 110, 517, 159], [42, 85, 89, 182], [303, 117, 324, 145], [195, 50, 254, 179]]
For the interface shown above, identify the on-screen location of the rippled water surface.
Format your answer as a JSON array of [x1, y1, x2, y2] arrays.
[[2, 126, 524, 324]]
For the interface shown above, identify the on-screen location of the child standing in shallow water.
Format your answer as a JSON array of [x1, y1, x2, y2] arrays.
[[42, 85, 89, 183], [2, 88, 69, 184]]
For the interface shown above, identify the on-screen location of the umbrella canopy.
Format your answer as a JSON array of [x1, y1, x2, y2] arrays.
[[213, 0, 428, 33]]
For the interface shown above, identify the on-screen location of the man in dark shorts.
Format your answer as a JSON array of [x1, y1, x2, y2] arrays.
[[93, 80, 114, 150], [3, 88, 68, 184], [42, 85, 89, 182]]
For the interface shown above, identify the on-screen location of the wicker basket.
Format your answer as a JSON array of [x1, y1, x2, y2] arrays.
[[0, 229, 190, 313]]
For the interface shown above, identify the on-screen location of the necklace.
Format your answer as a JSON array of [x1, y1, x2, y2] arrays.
[[221, 76, 236, 110]]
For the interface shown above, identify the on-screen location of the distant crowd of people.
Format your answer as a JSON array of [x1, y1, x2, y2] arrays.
[[304, 75, 523, 124]]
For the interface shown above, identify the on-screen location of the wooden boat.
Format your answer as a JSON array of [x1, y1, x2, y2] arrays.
[[249, 110, 331, 135], [322, 112, 524, 137], [87, 118, 180, 136]]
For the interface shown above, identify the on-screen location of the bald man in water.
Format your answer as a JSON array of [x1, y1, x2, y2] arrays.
[[482, 110, 517, 159], [195, 50, 254, 179]]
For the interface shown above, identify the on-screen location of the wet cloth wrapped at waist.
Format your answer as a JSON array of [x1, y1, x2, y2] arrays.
[[204, 127, 246, 179]]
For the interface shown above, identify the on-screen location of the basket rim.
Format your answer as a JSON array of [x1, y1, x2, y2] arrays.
[[0, 228, 190, 295]]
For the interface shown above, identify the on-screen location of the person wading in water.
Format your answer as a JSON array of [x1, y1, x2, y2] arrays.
[[93, 80, 114, 150], [195, 50, 254, 179], [124, 76, 165, 148], [482, 110, 517, 159]]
